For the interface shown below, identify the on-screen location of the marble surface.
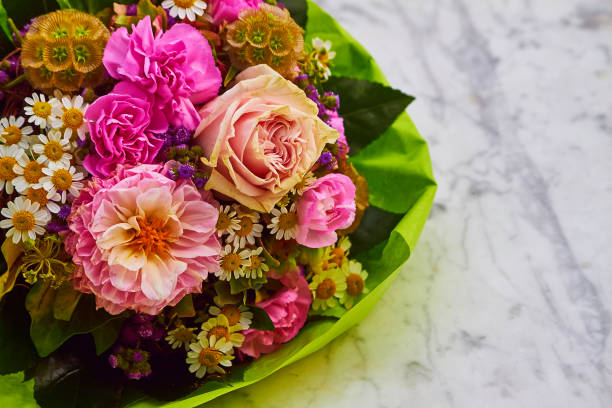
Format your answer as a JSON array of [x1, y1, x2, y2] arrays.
[[203, 0, 612, 407]]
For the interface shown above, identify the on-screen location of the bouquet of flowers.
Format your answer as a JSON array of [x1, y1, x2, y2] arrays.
[[0, 0, 435, 406]]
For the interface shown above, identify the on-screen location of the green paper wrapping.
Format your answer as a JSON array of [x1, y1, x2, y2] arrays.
[[0, 1, 436, 406]]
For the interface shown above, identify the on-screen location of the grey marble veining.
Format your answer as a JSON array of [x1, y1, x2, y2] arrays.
[[202, 0, 612, 407]]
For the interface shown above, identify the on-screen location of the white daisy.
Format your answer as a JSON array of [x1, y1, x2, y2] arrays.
[[186, 336, 234, 379], [312, 37, 336, 60], [32, 130, 72, 168], [165, 325, 197, 351], [50, 95, 89, 141], [39, 165, 84, 203], [0, 116, 33, 149], [161, 0, 206, 22], [216, 244, 251, 281], [24, 186, 61, 214], [0, 144, 26, 194], [0, 196, 50, 244], [215, 204, 240, 237], [23, 93, 60, 129], [242, 247, 269, 280], [12, 155, 46, 193], [208, 303, 253, 330], [226, 210, 263, 249], [267, 203, 298, 240]]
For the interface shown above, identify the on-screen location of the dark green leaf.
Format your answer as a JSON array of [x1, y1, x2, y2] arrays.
[[57, 0, 132, 13], [324, 76, 414, 154], [52, 283, 82, 321], [0, 0, 12, 48], [0, 287, 40, 375], [249, 305, 275, 331], [350, 206, 404, 255], [0, 0, 61, 54], [91, 316, 126, 355], [173, 294, 195, 318], [282, 0, 307, 28], [229, 275, 267, 295], [26, 281, 125, 357]]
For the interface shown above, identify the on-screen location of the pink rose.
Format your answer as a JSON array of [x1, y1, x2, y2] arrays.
[[194, 65, 338, 212], [296, 173, 356, 248], [103, 16, 221, 129], [239, 271, 311, 358], [208, 0, 262, 25], [65, 164, 220, 315], [83, 81, 167, 178]]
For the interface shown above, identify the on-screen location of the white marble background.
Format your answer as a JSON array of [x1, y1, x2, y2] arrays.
[[203, 0, 612, 407]]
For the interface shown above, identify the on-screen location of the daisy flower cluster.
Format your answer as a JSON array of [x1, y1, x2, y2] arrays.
[[0, 91, 87, 243]]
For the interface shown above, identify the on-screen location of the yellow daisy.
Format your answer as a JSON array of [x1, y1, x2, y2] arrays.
[[186, 335, 234, 378], [197, 314, 245, 348], [339, 260, 369, 310], [32, 130, 72, 168], [309, 267, 347, 311], [208, 303, 253, 330], [215, 244, 251, 281], [165, 325, 197, 351]]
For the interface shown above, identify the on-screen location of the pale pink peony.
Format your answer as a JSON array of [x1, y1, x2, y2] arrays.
[[103, 16, 221, 129], [296, 173, 356, 248], [207, 0, 262, 25], [194, 64, 338, 212], [83, 81, 167, 178], [65, 164, 221, 315], [239, 271, 311, 358]]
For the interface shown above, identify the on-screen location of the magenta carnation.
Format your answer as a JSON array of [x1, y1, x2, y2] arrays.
[[239, 271, 311, 358], [65, 164, 221, 315], [208, 0, 263, 25], [296, 173, 356, 248], [103, 16, 221, 129], [83, 81, 166, 178]]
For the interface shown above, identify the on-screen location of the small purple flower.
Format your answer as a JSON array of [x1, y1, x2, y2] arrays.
[[58, 205, 71, 220], [174, 126, 191, 144], [46, 221, 68, 232], [304, 85, 319, 102], [322, 92, 340, 110], [76, 136, 88, 147], [127, 371, 144, 380], [166, 169, 177, 180], [193, 177, 205, 189], [108, 354, 119, 368], [138, 325, 154, 339], [178, 164, 195, 179], [133, 351, 143, 362], [318, 151, 333, 166], [126, 4, 138, 16]]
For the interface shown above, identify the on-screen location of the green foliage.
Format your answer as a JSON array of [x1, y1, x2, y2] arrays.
[[91, 316, 126, 355], [172, 294, 195, 318], [57, 0, 132, 14], [249, 306, 275, 331], [324, 76, 415, 155], [26, 281, 125, 357], [229, 274, 268, 295], [282, 0, 307, 29]]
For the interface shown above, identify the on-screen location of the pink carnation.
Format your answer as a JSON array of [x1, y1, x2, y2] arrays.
[[103, 16, 221, 129], [296, 173, 356, 248], [83, 81, 166, 178], [65, 164, 221, 315], [328, 110, 349, 155], [208, 0, 263, 25], [240, 271, 311, 358]]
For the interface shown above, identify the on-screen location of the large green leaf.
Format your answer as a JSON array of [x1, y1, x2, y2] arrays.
[[324, 76, 415, 154], [282, 0, 307, 29], [249, 306, 275, 331], [91, 316, 126, 355], [26, 281, 125, 357], [0, 0, 11, 48]]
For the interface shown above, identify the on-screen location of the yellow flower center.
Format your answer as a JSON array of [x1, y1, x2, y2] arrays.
[[43, 140, 64, 161], [51, 168, 72, 191], [198, 348, 223, 368], [12, 210, 35, 232], [235, 216, 253, 237], [132, 217, 171, 256], [249, 255, 263, 270], [174, 0, 196, 8], [321, 259, 330, 271], [208, 326, 230, 342], [346, 273, 365, 297], [0, 157, 17, 181], [330, 247, 345, 267], [216, 212, 231, 231], [221, 305, 242, 326], [316, 278, 336, 300], [2, 126, 23, 145], [278, 212, 297, 231], [221, 252, 242, 272], [173, 328, 195, 343], [33, 101, 52, 118], [61, 108, 84, 129], [26, 187, 48, 206], [24, 161, 45, 184]]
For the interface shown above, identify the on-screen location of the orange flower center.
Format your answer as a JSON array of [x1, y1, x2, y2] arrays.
[[216, 212, 231, 231], [132, 217, 171, 256], [249, 255, 263, 270], [24, 161, 45, 184], [198, 348, 223, 367], [33, 101, 52, 118], [278, 212, 297, 230], [175, 0, 197, 8], [346, 273, 365, 297], [43, 140, 64, 161], [208, 326, 230, 342], [0, 157, 17, 181], [316, 278, 336, 300], [221, 305, 241, 326], [51, 168, 72, 191], [26, 187, 48, 206], [221, 252, 242, 272], [12, 210, 35, 231], [330, 247, 345, 267], [173, 328, 195, 343], [62, 107, 84, 129], [2, 126, 23, 145], [235, 216, 253, 237]]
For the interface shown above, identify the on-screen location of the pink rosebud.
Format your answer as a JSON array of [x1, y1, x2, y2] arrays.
[[239, 271, 311, 358], [296, 173, 356, 248]]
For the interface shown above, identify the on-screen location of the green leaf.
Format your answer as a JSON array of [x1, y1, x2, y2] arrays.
[[229, 275, 267, 295], [173, 294, 195, 318], [249, 306, 275, 331], [55, 0, 71, 8], [0, 0, 12, 47], [52, 283, 82, 321], [281, 0, 307, 29], [25, 281, 125, 357], [0, 287, 40, 375], [324, 76, 414, 155], [57, 0, 132, 13], [91, 316, 125, 355]]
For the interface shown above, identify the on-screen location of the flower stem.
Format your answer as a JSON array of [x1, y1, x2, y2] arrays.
[[7, 18, 22, 45], [2, 74, 25, 89]]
